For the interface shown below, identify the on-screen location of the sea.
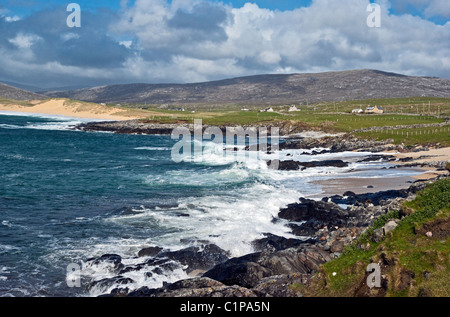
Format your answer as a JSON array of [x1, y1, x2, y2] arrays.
[[0, 112, 424, 297]]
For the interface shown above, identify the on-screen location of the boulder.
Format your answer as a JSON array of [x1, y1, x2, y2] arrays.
[[137, 246, 163, 257], [268, 159, 348, 171], [125, 277, 257, 297], [278, 198, 349, 226], [84, 254, 124, 274], [371, 228, 385, 243], [161, 244, 229, 274], [383, 220, 399, 235], [203, 244, 331, 288]]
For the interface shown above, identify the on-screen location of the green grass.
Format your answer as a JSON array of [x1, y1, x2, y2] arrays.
[[0, 97, 36, 107], [355, 126, 450, 146], [303, 178, 450, 297], [318, 97, 450, 116]]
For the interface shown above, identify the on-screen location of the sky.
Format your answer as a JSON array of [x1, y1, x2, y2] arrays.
[[0, 0, 449, 89]]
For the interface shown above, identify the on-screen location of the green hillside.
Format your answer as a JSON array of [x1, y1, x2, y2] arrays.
[[301, 178, 450, 297]]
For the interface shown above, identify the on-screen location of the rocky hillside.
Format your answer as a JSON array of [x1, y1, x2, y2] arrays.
[[43, 69, 450, 106], [0, 82, 46, 100]]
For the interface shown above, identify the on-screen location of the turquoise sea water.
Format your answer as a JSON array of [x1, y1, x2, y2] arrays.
[[0, 113, 424, 297]]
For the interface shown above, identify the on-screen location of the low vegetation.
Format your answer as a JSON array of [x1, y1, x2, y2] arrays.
[[301, 178, 450, 297]]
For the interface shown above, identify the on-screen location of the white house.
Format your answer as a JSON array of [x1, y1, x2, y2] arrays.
[[260, 107, 274, 113], [352, 108, 363, 114], [288, 105, 300, 112]]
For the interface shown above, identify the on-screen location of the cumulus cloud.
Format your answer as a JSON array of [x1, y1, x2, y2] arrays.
[[390, 0, 450, 18], [0, 0, 449, 89]]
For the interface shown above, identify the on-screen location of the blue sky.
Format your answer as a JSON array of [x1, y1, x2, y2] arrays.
[[0, 0, 449, 88], [3, 0, 446, 22]]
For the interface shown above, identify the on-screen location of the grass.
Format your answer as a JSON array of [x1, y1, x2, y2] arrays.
[[355, 126, 450, 147], [302, 178, 450, 297], [0, 97, 36, 107]]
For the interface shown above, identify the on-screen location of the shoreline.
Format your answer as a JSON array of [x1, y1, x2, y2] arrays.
[[0, 99, 148, 121], [1, 107, 448, 297]]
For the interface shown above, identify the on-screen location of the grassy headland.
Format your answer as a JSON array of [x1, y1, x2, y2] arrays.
[[300, 178, 450, 297]]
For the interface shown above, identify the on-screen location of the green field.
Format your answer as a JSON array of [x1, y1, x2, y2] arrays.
[[136, 97, 450, 146], [356, 126, 450, 147]]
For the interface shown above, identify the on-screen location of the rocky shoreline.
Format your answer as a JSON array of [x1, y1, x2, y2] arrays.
[[81, 176, 447, 298], [74, 119, 449, 297]]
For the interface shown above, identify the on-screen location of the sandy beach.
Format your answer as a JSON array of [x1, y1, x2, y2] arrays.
[[0, 99, 150, 121], [311, 146, 449, 198]]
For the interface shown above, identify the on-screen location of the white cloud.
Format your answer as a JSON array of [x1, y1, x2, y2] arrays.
[[105, 0, 450, 81], [119, 40, 133, 48], [5, 15, 20, 22], [8, 33, 42, 49], [61, 33, 80, 42], [1, 0, 449, 88], [424, 0, 450, 18]]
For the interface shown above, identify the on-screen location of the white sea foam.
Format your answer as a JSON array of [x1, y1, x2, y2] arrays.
[[0, 111, 99, 131], [37, 137, 425, 296], [134, 146, 171, 151]]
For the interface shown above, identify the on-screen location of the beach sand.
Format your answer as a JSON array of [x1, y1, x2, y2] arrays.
[[393, 147, 450, 165], [309, 175, 420, 198], [0, 99, 150, 121], [310, 147, 449, 198]]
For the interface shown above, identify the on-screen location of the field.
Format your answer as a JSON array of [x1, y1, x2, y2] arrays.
[[133, 97, 450, 146]]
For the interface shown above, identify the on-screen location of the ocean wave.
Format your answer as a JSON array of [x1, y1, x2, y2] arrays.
[[134, 146, 171, 151]]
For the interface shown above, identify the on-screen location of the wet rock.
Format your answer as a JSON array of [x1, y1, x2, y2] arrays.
[[138, 246, 163, 257], [88, 276, 134, 294], [268, 159, 348, 171], [84, 254, 124, 274], [126, 277, 257, 297], [278, 198, 349, 226], [161, 244, 229, 274]]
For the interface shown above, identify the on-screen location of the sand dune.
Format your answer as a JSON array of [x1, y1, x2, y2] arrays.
[[0, 99, 150, 121]]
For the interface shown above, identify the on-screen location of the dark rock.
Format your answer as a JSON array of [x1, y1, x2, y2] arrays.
[[138, 246, 163, 257], [161, 244, 229, 273], [88, 276, 134, 293], [85, 254, 124, 274], [126, 277, 257, 297], [202, 252, 267, 288], [251, 233, 312, 252], [268, 159, 348, 171], [203, 244, 330, 288], [252, 274, 311, 297], [278, 198, 348, 226]]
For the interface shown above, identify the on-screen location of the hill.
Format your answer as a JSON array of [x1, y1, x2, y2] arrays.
[[0, 82, 47, 100], [42, 69, 450, 106]]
